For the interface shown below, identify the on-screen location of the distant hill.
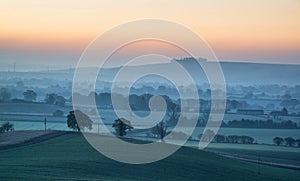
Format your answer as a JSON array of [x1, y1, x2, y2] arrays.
[[1, 59, 300, 85], [221, 61, 300, 85]]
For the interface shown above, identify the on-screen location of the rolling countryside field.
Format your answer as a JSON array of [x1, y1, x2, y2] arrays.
[[0, 132, 299, 180]]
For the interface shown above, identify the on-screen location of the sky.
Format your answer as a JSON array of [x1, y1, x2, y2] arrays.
[[0, 0, 300, 70]]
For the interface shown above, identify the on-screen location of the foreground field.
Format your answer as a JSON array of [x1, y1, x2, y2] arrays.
[[0, 132, 299, 180], [204, 143, 300, 168], [0, 130, 67, 147]]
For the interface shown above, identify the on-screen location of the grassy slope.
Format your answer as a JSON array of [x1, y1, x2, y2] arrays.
[[203, 143, 300, 166], [206, 147, 300, 167], [0, 133, 299, 181]]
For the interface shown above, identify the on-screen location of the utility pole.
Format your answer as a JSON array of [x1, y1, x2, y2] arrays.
[[44, 117, 47, 131]]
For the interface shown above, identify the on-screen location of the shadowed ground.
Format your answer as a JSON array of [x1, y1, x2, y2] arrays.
[[0, 132, 299, 180]]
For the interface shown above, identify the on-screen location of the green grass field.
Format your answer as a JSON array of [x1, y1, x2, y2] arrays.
[[205, 143, 300, 167], [0, 133, 300, 180]]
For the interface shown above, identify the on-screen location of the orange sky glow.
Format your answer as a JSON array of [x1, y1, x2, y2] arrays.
[[0, 0, 299, 66]]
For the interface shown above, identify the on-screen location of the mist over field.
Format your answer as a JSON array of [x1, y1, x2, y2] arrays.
[[1, 58, 300, 129]]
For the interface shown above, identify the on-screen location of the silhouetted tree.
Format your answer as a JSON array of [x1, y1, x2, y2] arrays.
[[164, 97, 180, 126], [45, 93, 56, 104], [151, 121, 168, 140], [55, 95, 66, 106], [45, 93, 65, 106], [227, 135, 239, 143], [273, 137, 284, 146], [23, 90, 37, 102], [0, 122, 14, 133], [112, 118, 133, 137], [284, 137, 296, 147], [240, 136, 254, 144], [281, 107, 288, 116], [67, 110, 92, 132]]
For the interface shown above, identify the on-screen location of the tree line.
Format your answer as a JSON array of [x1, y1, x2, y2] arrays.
[[273, 137, 300, 147], [0, 87, 67, 107], [198, 129, 255, 144], [223, 119, 299, 129]]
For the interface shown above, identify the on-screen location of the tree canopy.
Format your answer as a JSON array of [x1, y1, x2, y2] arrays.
[[273, 137, 284, 146], [284, 137, 296, 147], [45, 93, 66, 106], [112, 118, 133, 137], [23, 90, 37, 102], [67, 110, 93, 132], [0, 122, 14, 133], [151, 121, 168, 140]]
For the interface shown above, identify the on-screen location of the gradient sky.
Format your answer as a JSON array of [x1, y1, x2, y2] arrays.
[[0, 0, 300, 70]]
